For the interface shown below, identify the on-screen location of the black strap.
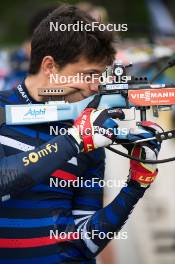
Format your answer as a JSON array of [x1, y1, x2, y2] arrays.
[[0, 107, 5, 125], [86, 94, 102, 109]]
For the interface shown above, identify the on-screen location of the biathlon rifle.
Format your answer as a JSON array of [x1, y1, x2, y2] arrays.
[[2, 60, 175, 163]]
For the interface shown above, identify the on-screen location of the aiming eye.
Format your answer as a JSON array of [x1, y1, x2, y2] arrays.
[[114, 67, 123, 76]]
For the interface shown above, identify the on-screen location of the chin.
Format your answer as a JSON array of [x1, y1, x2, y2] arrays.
[[65, 93, 87, 103]]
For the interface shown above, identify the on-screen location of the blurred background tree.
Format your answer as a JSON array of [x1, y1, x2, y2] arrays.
[[0, 0, 174, 45]]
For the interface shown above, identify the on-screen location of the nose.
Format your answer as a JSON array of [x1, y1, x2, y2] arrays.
[[89, 83, 99, 92]]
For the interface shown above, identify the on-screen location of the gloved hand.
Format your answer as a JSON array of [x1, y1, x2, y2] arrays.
[[126, 121, 163, 188], [68, 107, 125, 152]]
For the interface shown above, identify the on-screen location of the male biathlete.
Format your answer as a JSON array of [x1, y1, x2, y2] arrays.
[[0, 5, 162, 264]]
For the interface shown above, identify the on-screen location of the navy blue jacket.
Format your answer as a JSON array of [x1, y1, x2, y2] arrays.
[[0, 81, 145, 263]]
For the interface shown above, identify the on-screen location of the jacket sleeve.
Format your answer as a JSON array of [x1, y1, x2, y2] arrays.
[[0, 134, 79, 201], [72, 150, 146, 258]]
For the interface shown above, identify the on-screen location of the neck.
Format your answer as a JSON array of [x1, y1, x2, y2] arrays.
[[25, 74, 45, 102], [25, 74, 67, 103]]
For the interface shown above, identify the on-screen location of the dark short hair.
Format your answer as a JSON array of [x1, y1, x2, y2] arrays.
[[29, 5, 115, 74]]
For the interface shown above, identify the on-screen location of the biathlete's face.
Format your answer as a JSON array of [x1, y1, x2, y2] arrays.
[[41, 55, 106, 102]]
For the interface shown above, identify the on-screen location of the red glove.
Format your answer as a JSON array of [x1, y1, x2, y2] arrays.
[[129, 145, 158, 188], [69, 107, 124, 152], [127, 121, 163, 188]]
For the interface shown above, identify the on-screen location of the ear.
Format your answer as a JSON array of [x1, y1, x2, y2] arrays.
[[41, 56, 56, 75]]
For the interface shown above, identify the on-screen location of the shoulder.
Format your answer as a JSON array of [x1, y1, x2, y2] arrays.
[[0, 89, 16, 107]]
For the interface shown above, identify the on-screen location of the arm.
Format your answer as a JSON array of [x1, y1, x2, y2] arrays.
[[72, 122, 161, 258], [0, 105, 124, 201], [73, 175, 145, 258], [0, 134, 79, 201]]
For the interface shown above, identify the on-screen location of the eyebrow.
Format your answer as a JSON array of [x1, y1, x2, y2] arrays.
[[81, 69, 102, 74]]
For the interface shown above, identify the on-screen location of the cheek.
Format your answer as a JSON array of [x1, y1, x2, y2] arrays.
[[66, 89, 93, 102], [80, 88, 94, 97], [65, 92, 84, 103], [47, 75, 56, 86]]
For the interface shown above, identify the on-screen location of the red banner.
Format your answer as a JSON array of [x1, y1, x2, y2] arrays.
[[128, 88, 175, 106]]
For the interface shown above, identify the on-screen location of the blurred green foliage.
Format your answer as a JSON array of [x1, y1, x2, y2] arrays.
[[0, 0, 174, 45]]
